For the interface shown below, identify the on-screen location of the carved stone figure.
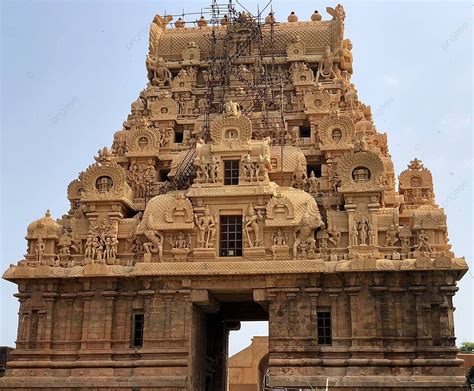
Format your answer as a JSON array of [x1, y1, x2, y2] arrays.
[[147, 56, 172, 86], [194, 206, 216, 248], [271, 228, 288, 260], [223, 100, 241, 118], [143, 229, 164, 260], [385, 223, 400, 246], [35, 236, 45, 263], [308, 171, 319, 194], [244, 205, 264, 248], [417, 230, 432, 253], [293, 211, 317, 259], [243, 154, 255, 182]]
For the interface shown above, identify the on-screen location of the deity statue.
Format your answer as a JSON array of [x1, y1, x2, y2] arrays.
[[385, 223, 400, 247], [271, 228, 288, 260], [209, 156, 220, 183], [317, 46, 336, 81], [35, 236, 45, 263], [293, 210, 317, 259], [168, 231, 191, 249], [147, 56, 172, 87], [243, 154, 255, 182], [256, 154, 271, 181], [351, 222, 358, 246], [308, 170, 319, 194], [291, 159, 307, 189], [194, 206, 216, 248], [417, 230, 432, 253], [244, 205, 264, 247], [328, 228, 342, 247], [143, 229, 164, 260], [223, 100, 241, 118]]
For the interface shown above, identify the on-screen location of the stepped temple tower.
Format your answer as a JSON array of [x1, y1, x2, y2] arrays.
[[1, 3, 469, 390]]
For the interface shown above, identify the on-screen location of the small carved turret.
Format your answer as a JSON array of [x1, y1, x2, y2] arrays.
[[287, 11, 298, 23]]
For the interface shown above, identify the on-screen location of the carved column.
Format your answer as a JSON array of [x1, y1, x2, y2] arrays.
[[306, 287, 321, 345], [370, 286, 385, 347], [14, 293, 31, 349], [62, 293, 77, 342], [78, 291, 94, 350], [345, 286, 361, 347], [138, 288, 155, 345], [42, 292, 58, 350], [389, 287, 404, 339], [440, 286, 458, 346], [410, 286, 428, 347], [123, 292, 137, 347], [325, 288, 341, 344], [101, 291, 117, 350]]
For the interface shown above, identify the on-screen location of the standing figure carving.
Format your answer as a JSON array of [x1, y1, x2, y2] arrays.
[[244, 205, 264, 247], [194, 206, 216, 248]]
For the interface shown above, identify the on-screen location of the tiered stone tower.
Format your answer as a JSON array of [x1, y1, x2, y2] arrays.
[[1, 4, 468, 390]]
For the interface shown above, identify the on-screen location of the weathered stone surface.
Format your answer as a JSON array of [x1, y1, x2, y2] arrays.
[[1, 3, 468, 391]]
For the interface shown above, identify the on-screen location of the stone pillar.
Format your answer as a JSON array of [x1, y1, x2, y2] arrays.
[[101, 290, 117, 350], [345, 286, 361, 347], [370, 286, 385, 347], [325, 288, 341, 344], [78, 291, 94, 350], [390, 287, 404, 339], [305, 287, 321, 345], [440, 286, 458, 346], [14, 293, 31, 349], [138, 288, 155, 345], [62, 293, 77, 342], [410, 286, 428, 347]]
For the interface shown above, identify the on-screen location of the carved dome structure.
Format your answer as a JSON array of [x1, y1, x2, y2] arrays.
[[1, 3, 468, 391]]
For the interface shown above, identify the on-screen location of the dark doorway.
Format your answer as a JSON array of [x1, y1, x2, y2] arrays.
[[195, 292, 268, 391]]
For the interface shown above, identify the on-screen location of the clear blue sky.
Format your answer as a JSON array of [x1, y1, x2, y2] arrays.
[[1, 1, 472, 356]]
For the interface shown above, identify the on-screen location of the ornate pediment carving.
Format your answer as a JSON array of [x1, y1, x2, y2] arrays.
[[304, 89, 331, 113], [210, 105, 252, 150], [81, 161, 132, 202], [125, 127, 160, 156], [337, 147, 385, 193], [318, 114, 354, 151], [149, 97, 178, 121]]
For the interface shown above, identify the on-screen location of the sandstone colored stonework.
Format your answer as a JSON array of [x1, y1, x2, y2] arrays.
[[1, 3, 468, 391]]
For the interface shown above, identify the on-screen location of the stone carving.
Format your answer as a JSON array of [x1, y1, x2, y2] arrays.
[[4, 7, 468, 391], [318, 114, 355, 151], [182, 41, 201, 63], [85, 218, 119, 264], [244, 205, 264, 248], [286, 35, 306, 57], [291, 158, 307, 189], [307, 171, 319, 194], [417, 230, 432, 253], [385, 223, 400, 247], [293, 206, 317, 259], [127, 161, 155, 200], [271, 228, 288, 260], [147, 56, 172, 87], [194, 206, 217, 248]]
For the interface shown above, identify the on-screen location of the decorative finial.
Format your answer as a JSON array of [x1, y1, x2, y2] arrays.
[[287, 11, 298, 23]]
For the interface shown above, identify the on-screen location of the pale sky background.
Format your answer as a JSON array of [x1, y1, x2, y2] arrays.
[[1, 1, 472, 357]]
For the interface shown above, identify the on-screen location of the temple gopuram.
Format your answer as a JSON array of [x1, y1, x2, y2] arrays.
[[1, 3, 469, 390]]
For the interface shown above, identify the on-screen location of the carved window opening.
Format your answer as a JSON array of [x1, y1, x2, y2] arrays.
[[352, 167, 371, 183], [299, 124, 311, 138], [224, 160, 239, 185], [131, 312, 144, 348], [29, 310, 39, 349], [158, 169, 170, 182], [96, 176, 113, 193], [174, 129, 184, 144], [332, 128, 342, 142], [224, 128, 238, 139], [138, 136, 149, 150], [317, 311, 332, 345], [220, 216, 243, 257], [307, 163, 322, 178]]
